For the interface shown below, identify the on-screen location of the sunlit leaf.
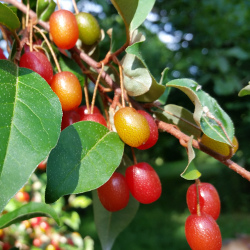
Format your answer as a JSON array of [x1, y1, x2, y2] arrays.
[[123, 39, 165, 102], [0, 61, 62, 213], [0, 202, 60, 229], [155, 104, 202, 139], [181, 136, 201, 180], [238, 82, 250, 97], [166, 78, 234, 145], [45, 121, 124, 204], [36, 0, 56, 21]]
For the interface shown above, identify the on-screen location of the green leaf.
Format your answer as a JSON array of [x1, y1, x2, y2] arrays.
[[181, 136, 201, 180], [0, 202, 60, 229], [0, 3, 20, 31], [36, 0, 56, 22], [123, 39, 165, 102], [122, 53, 152, 96], [0, 61, 62, 213], [69, 195, 92, 209], [238, 82, 250, 97], [45, 121, 124, 204], [61, 211, 80, 231], [154, 104, 202, 139], [93, 155, 139, 250], [110, 0, 138, 30], [58, 55, 85, 87], [130, 0, 156, 31], [166, 78, 234, 145]]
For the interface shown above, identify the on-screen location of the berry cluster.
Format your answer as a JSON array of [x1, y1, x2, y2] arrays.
[[185, 181, 222, 250], [0, 171, 86, 249], [96, 107, 161, 212], [97, 162, 162, 212]]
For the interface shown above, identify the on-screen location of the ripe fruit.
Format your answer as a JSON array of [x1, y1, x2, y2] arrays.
[[114, 107, 150, 147], [136, 110, 158, 150], [77, 105, 101, 119], [186, 182, 221, 220], [19, 51, 53, 84], [40, 221, 50, 233], [185, 213, 222, 250], [97, 172, 130, 212], [15, 191, 30, 202], [49, 10, 79, 50], [0, 48, 7, 59], [50, 71, 82, 111], [125, 162, 161, 204], [61, 110, 80, 130], [80, 113, 107, 127], [37, 159, 47, 171], [75, 12, 101, 46], [200, 134, 238, 157], [33, 238, 43, 247]]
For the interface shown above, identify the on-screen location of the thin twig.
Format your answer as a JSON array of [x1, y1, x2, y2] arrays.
[[33, 25, 61, 72], [91, 63, 104, 114]]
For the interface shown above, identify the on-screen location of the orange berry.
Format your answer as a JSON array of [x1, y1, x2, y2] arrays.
[[50, 71, 82, 111], [200, 134, 238, 157], [49, 10, 79, 50], [114, 107, 150, 147]]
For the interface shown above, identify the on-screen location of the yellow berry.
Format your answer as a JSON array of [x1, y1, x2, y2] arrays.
[[114, 107, 150, 147], [200, 134, 238, 157]]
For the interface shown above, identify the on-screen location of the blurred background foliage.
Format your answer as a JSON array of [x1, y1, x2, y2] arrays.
[[74, 0, 250, 249], [1, 0, 250, 249]]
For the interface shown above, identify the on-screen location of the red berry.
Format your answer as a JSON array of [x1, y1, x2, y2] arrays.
[[19, 51, 53, 84], [0, 48, 7, 59], [61, 110, 80, 130], [136, 110, 158, 150], [15, 191, 30, 202], [185, 213, 222, 250], [80, 113, 107, 127], [50, 71, 82, 111], [77, 105, 101, 119], [30, 217, 42, 227], [40, 221, 50, 232], [2, 242, 12, 250], [33, 238, 43, 247], [186, 182, 221, 220], [125, 162, 161, 204], [97, 172, 130, 212], [49, 10, 79, 50], [37, 159, 47, 171]]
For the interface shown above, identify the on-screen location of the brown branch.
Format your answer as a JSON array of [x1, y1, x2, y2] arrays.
[[156, 120, 250, 182]]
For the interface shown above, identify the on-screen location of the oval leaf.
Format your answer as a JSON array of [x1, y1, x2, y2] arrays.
[[45, 121, 124, 204], [36, 0, 56, 22], [238, 83, 250, 97], [93, 155, 139, 250], [110, 0, 138, 30], [130, 0, 156, 31], [0, 61, 62, 213], [181, 136, 201, 180], [0, 202, 60, 229], [0, 3, 20, 31], [124, 40, 165, 102], [166, 78, 234, 145], [155, 104, 202, 139], [122, 53, 152, 96]]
